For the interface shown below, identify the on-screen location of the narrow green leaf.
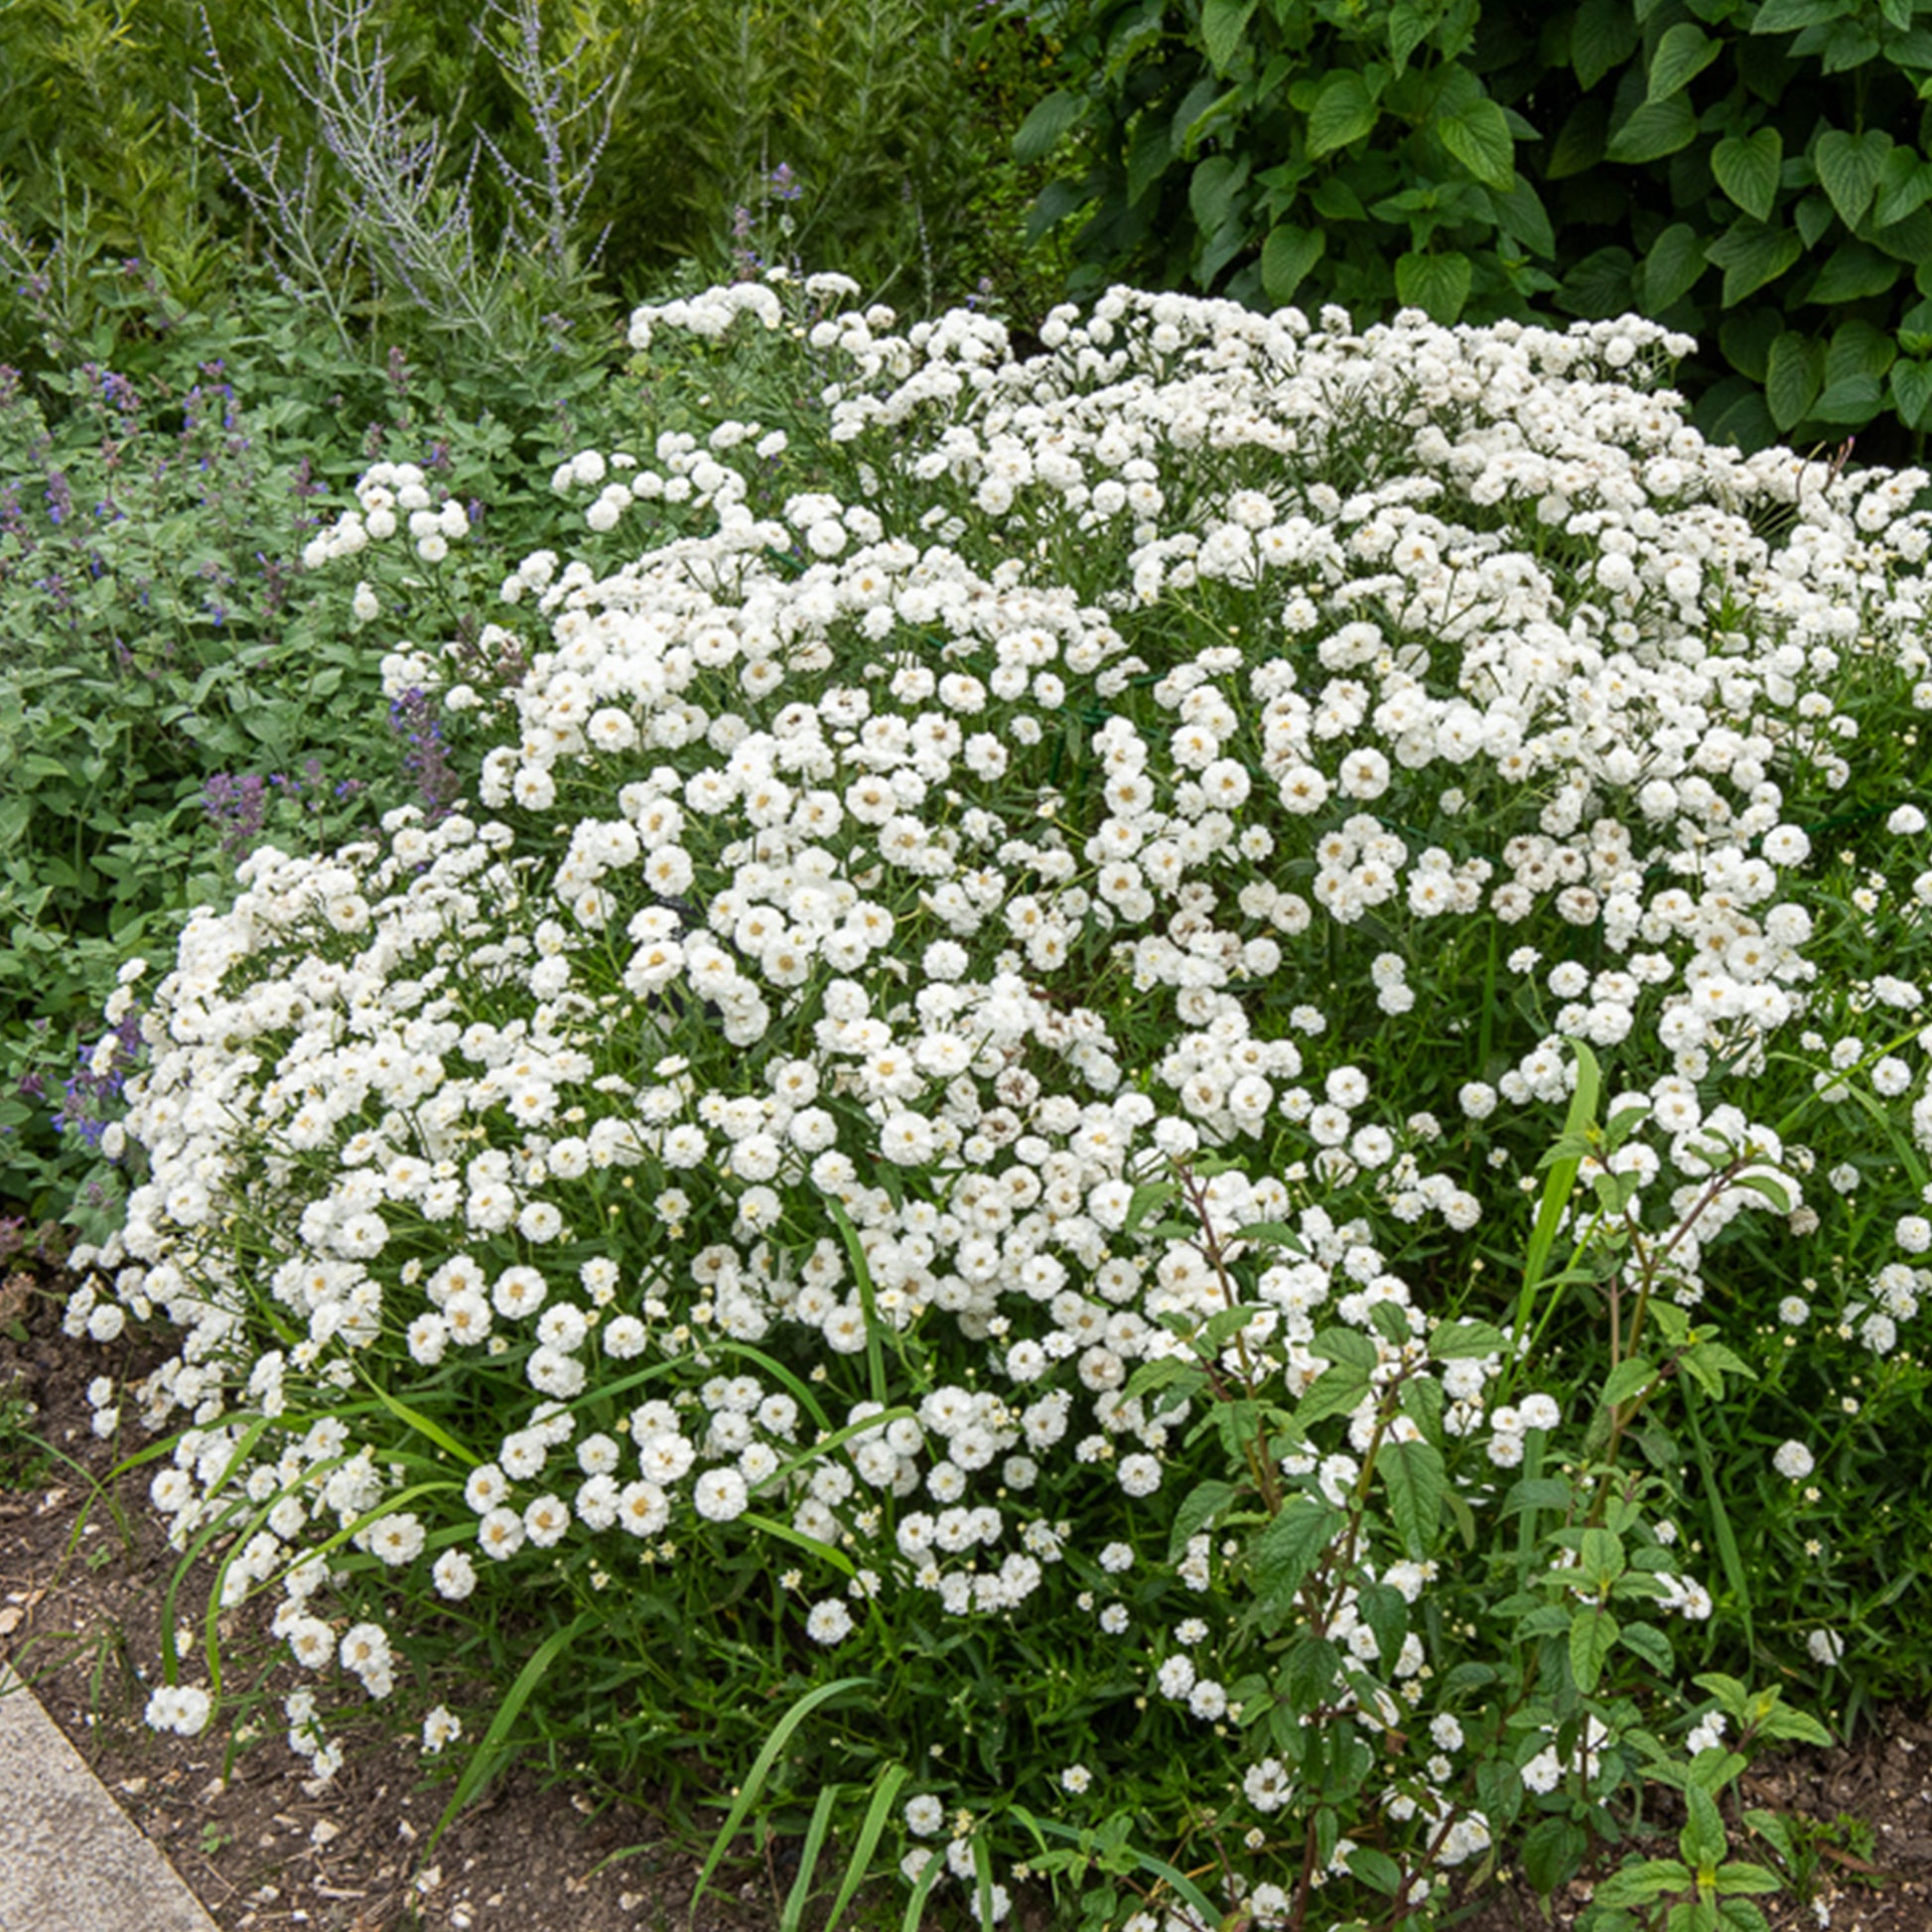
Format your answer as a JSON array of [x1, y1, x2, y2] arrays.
[[1169, 1477, 1239, 1564], [1647, 21, 1722, 99], [1712, 128, 1783, 221], [1681, 1783, 1728, 1867], [819, 1764, 909, 1932], [1260, 223, 1327, 305]]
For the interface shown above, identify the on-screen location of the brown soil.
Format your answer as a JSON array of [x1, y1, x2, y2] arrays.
[[4, 1264, 1932, 1932]]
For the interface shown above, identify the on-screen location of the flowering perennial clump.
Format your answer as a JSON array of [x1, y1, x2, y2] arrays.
[[72, 278, 1932, 1927]]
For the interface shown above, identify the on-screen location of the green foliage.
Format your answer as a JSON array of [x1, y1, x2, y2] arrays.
[[0, 255, 620, 1227], [1008, 0, 1932, 456]]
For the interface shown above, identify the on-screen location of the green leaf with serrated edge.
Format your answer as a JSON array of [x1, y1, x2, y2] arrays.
[[1644, 222, 1707, 308], [1760, 1705, 1832, 1745], [1594, 1860, 1696, 1906], [1013, 89, 1086, 163], [1431, 1317, 1508, 1359], [1712, 128, 1783, 219], [1892, 358, 1932, 429], [1828, 315, 1895, 380], [1606, 93, 1698, 163], [1201, 0, 1259, 71], [1399, 1373, 1445, 1443], [1308, 69, 1378, 158], [1252, 1497, 1344, 1608], [1503, 1475, 1575, 1515], [1389, 0, 1437, 68], [1346, 1847, 1404, 1895], [1707, 218, 1802, 304], [1284, 1632, 1341, 1710], [1311, 1326, 1378, 1368], [1765, 331, 1822, 429], [1718, 1863, 1784, 1894], [1814, 126, 1892, 227], [1380, 1438, 1447, 1557], [1126, 1356, 1207, 1405], [1620, 1619, 1676, 1671], [1871, 207, 1932, 263], [1190, 153, 1248, 236], [1570, 1604, 1619, 1692], [1521, 1818, 1589, 1895], [1258, 220, 1325, 306], [1682, 1784, 1728, 1868], [1743, 1811, 1795, 1862], [1311, 173, 1368, 220], [1602, 1355, 1657, 1407], [1395, 248, 1472, 320], [1648, 21, 1722, 98], [1439, 96, 1515, 189], [1296, 1362, 1372, 1427], [1809, 374, 1883, 424], [1169, 1477, 1239, 1564], [1574, 0, 1640, 86], [1581, 1525, 1626, 1587]]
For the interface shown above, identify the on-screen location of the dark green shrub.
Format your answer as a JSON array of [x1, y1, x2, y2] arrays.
[[1008, 0, 1932, 455]]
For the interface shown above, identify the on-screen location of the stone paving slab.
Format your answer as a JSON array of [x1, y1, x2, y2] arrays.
[[0, 1661, 218, 1932]]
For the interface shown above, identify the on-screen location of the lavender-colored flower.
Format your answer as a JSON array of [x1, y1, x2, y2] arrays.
[[204, 770, 269, 860], [389, 687, 459, 820]]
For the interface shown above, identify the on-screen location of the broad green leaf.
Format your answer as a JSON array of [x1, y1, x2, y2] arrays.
[[1681, 1783, 1728, 1868], [1870, 207, 1932, 262], [1169, 1477, 1238, 1564], [1491, 176, 1557, 256], [1559, 243, 1635, 316], [1574, 0, 1640, 87], [1814, 127, 1893, 227], [1718, 1863, 1785, 1894], [1808, 373, 1883, 424], [1809, 241, 1900, 304], [1311, 1326, 1379, 1368], [1750, 0, 1840, 28], [1891, 357, 1932, 430], [1620, 1619, 1676, 1671], [1013, 89, 1087, 164], [1606, 93, 1699, 163], [1307, 69, 1379, 158], [1252, 1497, 1344, 1608], [1828, 316, 1897, 382], [1570, 1603, 1619, 1692], [1438, 96, 1516, 189], [1520, 1817, 1589, 1895], [1647, 21, 1722, 98], [1189, 153, 1249, 236], [1389, 0, 1439, 69], [1346, 1847, 1404, 1895], [1594, 1860, 1696, 1906], [1296, 1361, 1373, 1426], [1127, 113, 1174, 206], [1284, 1632, 1341, 1710], [1706, 217, 1802, 305], [1549, 100, 1608, 179], [1395, 248, 1473, 321], [1260, 223, 1327, 304], [1601, 1355, 1657, 1406], [1873, 146, 1932, 225], [1765, 330, 1823, 429], [1380, 1438, 1447, 1557], [1431, 1317, 1508, 1359], [1580, 1525, 1627, 1589], [1643, 221, 1706, 308], [1712, 128, 1783, 220], [1200, 0, 1259, 71], [1311, 173, 1369, 220]]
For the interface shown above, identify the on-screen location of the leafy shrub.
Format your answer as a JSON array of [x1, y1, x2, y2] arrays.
[[69, 279, 1932, 1929], [0, 256, 626, 1231], [0, 0, 1063, 366], [1007, 0, 1932, 457]]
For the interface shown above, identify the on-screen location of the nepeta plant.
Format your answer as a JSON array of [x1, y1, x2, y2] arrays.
[[73, 278, 1932, 1929]]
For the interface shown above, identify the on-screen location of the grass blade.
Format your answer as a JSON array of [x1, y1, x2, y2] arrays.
[[780, 1781, 843, 1932], [821, 1761, 909, 1930], [690, 1673, 874, 1927]]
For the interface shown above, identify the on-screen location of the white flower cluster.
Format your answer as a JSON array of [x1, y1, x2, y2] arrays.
[[301, 460, 474, 568], [84, 279, 1932, 1916]]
